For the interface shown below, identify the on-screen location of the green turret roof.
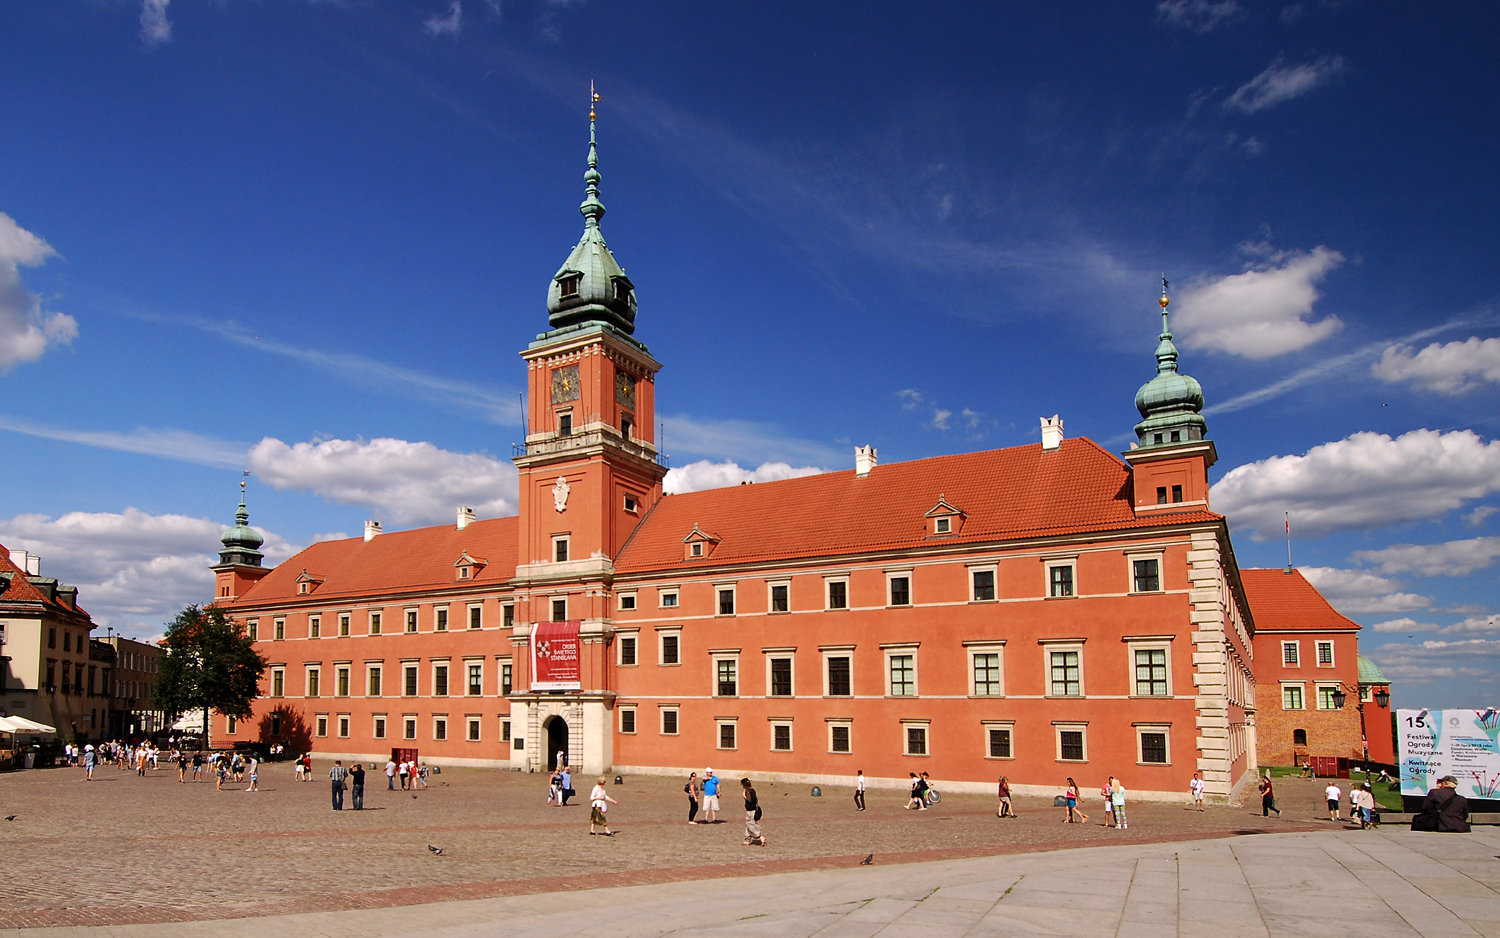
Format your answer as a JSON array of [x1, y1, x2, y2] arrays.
[[1358, 655, 1390, 685], [1134, 284, 1208, 447], [218, 487, 264, 568]]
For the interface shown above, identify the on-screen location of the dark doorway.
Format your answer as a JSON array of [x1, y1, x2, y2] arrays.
[[546, 716, 569, 771]]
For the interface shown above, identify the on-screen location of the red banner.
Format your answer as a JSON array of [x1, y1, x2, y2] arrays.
[[530, 620, 581, 691]]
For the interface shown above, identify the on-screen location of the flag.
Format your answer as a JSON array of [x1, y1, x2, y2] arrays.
[[1285, 512, 1290, 536]]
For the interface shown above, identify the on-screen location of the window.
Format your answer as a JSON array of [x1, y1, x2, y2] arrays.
[[829, 722, 852, 753], [271, 668, 285, 698], [404, 664, 418, 696], [888, 575, 911, 606], [501, 662, 513, 696], [1139, 729, 1168, 765], [690, 542, 703, 557], [1134, 649, 1168, 696], [772, 722, 792, 751], [247, 619, 258, 641], [660, 632, 680, 665], [935, 517, 951, 534], [470, 606, 483, 629], [1171, 484, 1183, 502], [369, 612, 381, 635], [339, 614, 350, 637], [310, 616, 321, 638], [621, 417, 633, 438], [404, 717, 417, 740], [336, 666, 350, 697], [972, 569, 996, 602], [1132, 559, 1160, 593], [987, 726, 1013, 759], [1282, 685, 1304, 710], [1318, 685, 1339, 710], [338, 715, 350, 738], [661, 708, 679, 735], [618, 593, 637, 611], [502, 720, 512, 742], [274, 618, 285, 640], [434, 664, 449, 696], [770, 657, 793, 696], [972, 652, 1002, 696], [888, 654, 915, 696], [619, 635, 638, 666], [827, 579, 848, 610], [1317, 641, 1334, 666], [306, 668, 321, 697], [1048, 564, 1075, 598], [718, 721, 737, 749], [63, 631, 71, 652], [1156, 486, 1167, 505], [366, 665, 382, 696], [467, 663, 482, 696], [316, 714, 328, 738], [552, 599, 567, 622], [467, 717, 481, 741], [1058, 727, 1086, 762], [1282, 641, 1299, 666], [270, 714, 283, 736], [826, 656, 851, 696], [769, 583, 789, 613], [559, 273, 581, 297], [620, 708, 637, 734], [554, 537, 569, 563], [904, 724, 928, 756], [558, 412, 573, 435], [48, 627, 56, 649], [503, 603, 515, 628], [406, 609, 417, 633], [716, 658, 738, 696], [624, 495, 638, 512], [373, 715, 386, 739], [717, 587, 735, 616], [660, 589, 679, 608], [434, 717, 447, 741], [1293, 728, 1307, 746], [227, 715, 238, 735], [436, 608, 448, 631], [1049, 651, 1081, 696]]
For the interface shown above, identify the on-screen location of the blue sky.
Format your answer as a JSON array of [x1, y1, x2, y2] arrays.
[[1, 1, 1497, 708]]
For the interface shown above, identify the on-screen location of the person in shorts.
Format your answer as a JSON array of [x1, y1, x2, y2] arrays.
[[701, 768, 721, 823], [1190, 772, 1205, 811], [1325, 782, 1342, 821]]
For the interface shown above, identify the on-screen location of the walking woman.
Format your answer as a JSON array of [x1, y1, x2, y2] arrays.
[[906, 772, 929, 810], [1110, 778, 1128, 829], [589, 777, 617, 836], [854, 770, 866, 812], [998, 776, 1015, 818], [1062, 777, 1088, 824], [1258, 773, 1281, 817], [742, 777, 766, 846], [685, 771, 701, 824]]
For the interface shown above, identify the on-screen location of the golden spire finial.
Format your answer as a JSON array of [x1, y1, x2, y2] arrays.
[[590, 80, 600, 121]]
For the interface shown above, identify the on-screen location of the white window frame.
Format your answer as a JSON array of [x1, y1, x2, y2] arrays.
[[659, 586, 679, 609], [660, 705, 680, 736], [463, 658, 483, 696], [617, 591, 637, 612], [1054, 721, 1089, 763], [404, 608, 418, 633], [711, 650, 740, 697], [1282, 682, 1306, 710], [965, 641, 1006, 697], [767, 579, 791, 614], [432, 715, 448, 741], [827, 718, 853, 754], [373, 714, 387, 739], [1316, 641, 1335, 667], [901, 719, 930, 757], [715, 583, 737, 617], [886, 569, 913, 607], [1045, 557, 1078, 598], [274, 617, 285, 640], [338, 613, 351, 637], [716, 717, 737, 750], [1135, 723, 1171, 765], [821, 646, 855, 697], [335, 664, 351, 697], [247, 618, 259, 641], [969, 563, 998, 603], [934, 516, 951, 534], [403, 715, 417, 740], [552, 534, 571, 563], [1282, 641, 1300, 667], [368, 610, 382, 635], [657, 627, 682, 666], [617, 630, 640, 667], [824, 575, 850, 611], [402, 662, 419, 697], [435, 606, 450, 632], [764, 648, 795, 697], [983, 720, 1015, 760], [305, 666, 321, 698], [315, 713, 328, 738], [309, 615, 321, 639], [882, 644, 919, 697], [501, 718, 512, 742], [468, 603, 484, 630], [271, 667, 285, 698], [1126, 550, 1164, 594], [1125, 636, 1173, 697], [431, 660, 451, 697], [466, 715, 482, 742], [769, 718, 794, 752], [337, 714, 351, 738], [1316, 683, 1341, 710], [498, 656, 513, 696], [1041, 640, 1085, 697], [618, 706, 637, 735]]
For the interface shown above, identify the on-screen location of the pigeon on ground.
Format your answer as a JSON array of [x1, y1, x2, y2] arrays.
[[4, 815, 16, 821], [860, 854, 873, 866], [428, 845, 443, 855]]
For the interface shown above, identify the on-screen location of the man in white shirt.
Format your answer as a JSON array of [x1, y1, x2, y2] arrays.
[[1189, 772, 1205, 811], [1325, 782, 1343, 821], [385, 758, 397, 790]]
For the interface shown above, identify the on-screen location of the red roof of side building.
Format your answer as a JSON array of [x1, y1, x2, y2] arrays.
[[1241, 568, 1361, 633], [0, 540, 91, 619], [232, 516, 519, 606], [616, 437, 1221, 574]]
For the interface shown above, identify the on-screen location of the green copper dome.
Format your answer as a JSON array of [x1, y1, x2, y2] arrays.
[[1134, 288, 1207, 448], [1358, 655, 1390, 685], [218, 495, 264, 567], [545, 113, 638, 335]]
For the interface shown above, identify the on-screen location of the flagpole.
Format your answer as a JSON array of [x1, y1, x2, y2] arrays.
[[1285, 511, 1293, 573]]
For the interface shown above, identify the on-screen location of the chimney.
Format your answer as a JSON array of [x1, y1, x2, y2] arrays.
[[457, 506, 476, 531], [855, 445, 877, 478], [1040, 415, 1064, 451], [364, 520, 382, 542]]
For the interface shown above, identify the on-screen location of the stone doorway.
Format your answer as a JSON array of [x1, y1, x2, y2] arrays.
[[544, 715, 569, 771]]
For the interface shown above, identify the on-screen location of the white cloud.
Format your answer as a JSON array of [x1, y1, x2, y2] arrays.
[[248, 436, 516, 527], [1173, 244, 1343, 358], [1157, 0, 1245, 32], [1371, 617, 1437, 634], [1299, 565, 1431, 615], [1367, 638, 1500, 685], [1437, 615, 1500, 636], [140, 0, 171, 46], [660, 414, 843, 468], [0, 213, 77, 372], [1212, 429, 1500, 539], [0, 508, 296, 637], [0, 414, 246, 469], [1372, 336, 1500, 395], [931, 409, 953, 431], [1225, 55, 1346, 113], [1352, 537, 1500, 578], [423, 1, 462, 36], [1468, 506, 1499, 527], [664, 460, 825, 495]]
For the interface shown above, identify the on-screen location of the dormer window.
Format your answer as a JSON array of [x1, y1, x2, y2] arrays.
[[691, 542, 703, 557], [295, 569, 324, 595], [1170, 430, 1181, 442], [559, 274, 581, 298], [453, 551, 486, 581], [1153, 433, 1164, 444], [298, 583, 308, 594], [935, 517, 951, 534], [458, 566, 471, 579], [613, 279, 631, 301], [923, 495, 965, 537], [683, 522, 720, 560]]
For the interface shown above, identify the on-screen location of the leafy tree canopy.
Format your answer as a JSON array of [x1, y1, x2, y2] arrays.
[[153, 605, 267, 726]]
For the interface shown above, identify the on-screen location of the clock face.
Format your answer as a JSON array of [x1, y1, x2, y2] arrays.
[[551, 365, 580, 404], [615, 371, 636, 408]]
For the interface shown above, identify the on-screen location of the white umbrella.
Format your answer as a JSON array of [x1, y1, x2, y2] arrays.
[[0, 716, 22, 733], [2, 716, 57, 735]]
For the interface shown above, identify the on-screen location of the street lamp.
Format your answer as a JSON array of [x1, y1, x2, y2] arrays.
[[1375, 688, 1390, 709], [1332, 687, 1348, 710]]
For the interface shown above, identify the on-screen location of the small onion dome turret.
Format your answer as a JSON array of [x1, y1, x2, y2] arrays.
[[1134, 288, 1207, 448], [545, 113, 638, 335], [218, 497, 265, 568]]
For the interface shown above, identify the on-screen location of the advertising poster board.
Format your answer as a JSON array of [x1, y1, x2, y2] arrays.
[[1398, 708, 1500, 800], [530, 620, 582, 691]]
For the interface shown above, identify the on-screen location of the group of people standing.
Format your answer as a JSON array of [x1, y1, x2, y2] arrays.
[[382, 756, 426, 790], [1059, 777, 1129, 828], [679, 768, 764, 845]]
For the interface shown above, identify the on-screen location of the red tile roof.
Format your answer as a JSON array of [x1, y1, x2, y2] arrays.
[[0, 541, 90, 619], [616, 438, 1221, 573], [1241, 568, 1360, 633], [233, 516, 519, 606]]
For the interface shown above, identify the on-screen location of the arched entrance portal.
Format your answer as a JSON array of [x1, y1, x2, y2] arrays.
[[545, 715, 569, 771]]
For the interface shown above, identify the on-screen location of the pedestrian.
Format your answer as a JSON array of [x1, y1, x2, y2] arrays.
[[1063, 778, 1088, 824], [906, 772, 928, 810], [399, 760, 410, 790], [385, 757, 397, 790], [176, 749, 188, 783], [1111, 778, 1128, 829], [998, 776, 1015, 818], [1353, 783, 1374, 829], [589, 777, 617, 836], [302, 753, 313, 781], [84, 744, 96, 780], [231, 752, 244, 782], [295, 755, 306, 782], [1101, 780, 1115, 827], [548, 769, 561, 806], [741, 777, 766, 846], [191, 750, 203, 781], [854, 769, 866, 812], [1411, 775, 1470, 832], [1190, 772, 1205, 811], [560, 766, 573, 806], [921, 771, 938, 805], [418, 762, 429, 789], [702, 768, 721, 824], [349, 762, 365, 810], [246, 756, 259, 792], [1258, 773, 1280, 817], [329, 760, 348, 810], [684, 771, 700, 824], [1324, 781, 1342, 821]]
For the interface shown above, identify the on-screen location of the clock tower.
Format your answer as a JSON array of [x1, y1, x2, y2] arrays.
[[508, 96, 666, 773]]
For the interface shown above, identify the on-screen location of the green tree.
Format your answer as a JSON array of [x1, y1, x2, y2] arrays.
[[153, 605, 267, 749]]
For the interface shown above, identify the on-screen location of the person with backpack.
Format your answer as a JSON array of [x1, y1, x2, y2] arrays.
[[741, 777, 765, 846], [684, 771, 701, 824]]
